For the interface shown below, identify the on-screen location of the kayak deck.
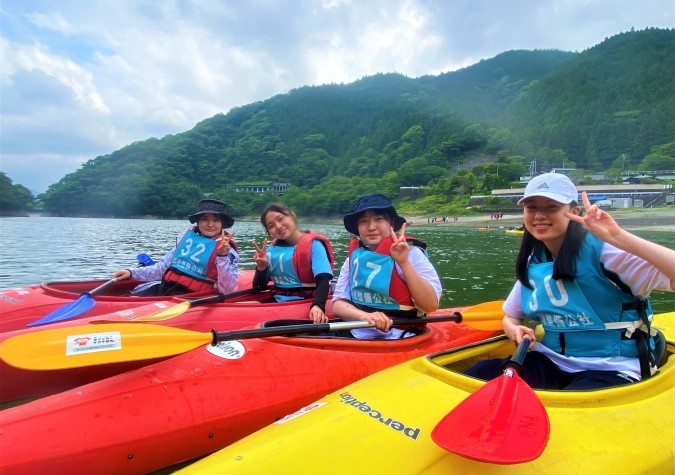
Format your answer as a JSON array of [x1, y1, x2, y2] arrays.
[[177, 313, 675, 474]]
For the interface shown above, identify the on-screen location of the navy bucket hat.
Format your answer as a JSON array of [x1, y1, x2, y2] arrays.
[[188, 199, 235, 228], [343, 193, 406, 235]]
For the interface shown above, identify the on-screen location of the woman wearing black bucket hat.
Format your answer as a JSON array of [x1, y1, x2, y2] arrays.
[[331, 193, 442, 339], [112, 199, 239, 296]]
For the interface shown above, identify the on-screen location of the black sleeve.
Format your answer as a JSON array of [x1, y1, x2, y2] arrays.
[[311, 273, 333, 313], [252, 268, 270, 291]]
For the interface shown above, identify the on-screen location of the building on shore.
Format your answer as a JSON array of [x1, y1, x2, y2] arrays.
[[484, 183, 673, 208]]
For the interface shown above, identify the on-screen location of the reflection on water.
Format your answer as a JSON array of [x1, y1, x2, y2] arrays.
[[1, 216, 673, 312]]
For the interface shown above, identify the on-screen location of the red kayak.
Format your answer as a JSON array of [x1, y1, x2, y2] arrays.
[[0, 271, 255, 333], [0, 282, 333, 403], [0, 309, 500, 474]]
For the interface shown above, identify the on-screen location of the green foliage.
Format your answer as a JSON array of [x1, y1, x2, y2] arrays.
[[641, 141, 675, 170], [0, 173, 34, 214], [507, 28, 675, 169], [38, 28, 674, 218]]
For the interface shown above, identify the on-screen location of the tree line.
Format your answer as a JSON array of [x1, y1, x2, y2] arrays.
[[4, 28, 674, 218]]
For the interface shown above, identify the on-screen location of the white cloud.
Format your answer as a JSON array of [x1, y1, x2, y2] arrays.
[[0, 0, 672, 193]]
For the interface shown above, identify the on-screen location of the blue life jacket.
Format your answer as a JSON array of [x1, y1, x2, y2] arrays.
[[520, 234, 654, 368], [169, 230, 217, 284]]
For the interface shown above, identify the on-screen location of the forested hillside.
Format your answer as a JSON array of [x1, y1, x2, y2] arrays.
[[506, 27, 675, 169], [39, 28, 674, 218]]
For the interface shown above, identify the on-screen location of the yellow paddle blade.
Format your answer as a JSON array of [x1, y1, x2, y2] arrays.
[[0, 323, 212, 370], [459, 300, 505, 331], [133, 301, 192, 321]]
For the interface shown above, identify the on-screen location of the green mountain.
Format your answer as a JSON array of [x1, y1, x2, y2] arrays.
[[40, 28, 674, 218], [505, 27, 675, 168]]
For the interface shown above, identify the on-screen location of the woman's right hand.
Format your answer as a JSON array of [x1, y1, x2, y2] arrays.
[[503, 316, 536, 349], [252, 239, 269, 270], [112, 269, 132, 280], [362, 311, 392, 332]]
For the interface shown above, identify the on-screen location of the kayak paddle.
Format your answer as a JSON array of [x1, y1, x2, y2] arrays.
[[431, 336, 550, 464], [2, 300, 505, 371], [444, 299, 503, 331], [91, 287, 266, 323], [27, 278, 120, 327]]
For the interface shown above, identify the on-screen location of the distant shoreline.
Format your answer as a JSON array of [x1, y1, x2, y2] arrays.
[[408, 207, 675, 231], [7, 208, 674, 232]]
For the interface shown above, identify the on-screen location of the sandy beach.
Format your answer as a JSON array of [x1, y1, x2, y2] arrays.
[[409, 207, 675, 232]]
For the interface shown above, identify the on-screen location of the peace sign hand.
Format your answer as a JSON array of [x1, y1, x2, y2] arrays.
[[216, 231, 235, 256], [565, 191, 622, 244], [389, 223, 410, 264], [252, 238, 269, 270]]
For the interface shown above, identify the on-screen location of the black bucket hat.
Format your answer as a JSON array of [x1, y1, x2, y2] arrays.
[[188, 199, 235, 228], [343, 193, 406, 235]]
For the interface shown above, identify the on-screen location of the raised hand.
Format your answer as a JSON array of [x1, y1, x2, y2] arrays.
[[252, 238, 269, 270], [565, 191, 622, 244], [389, 223, 410, 264], [216, 230, 234, 256]]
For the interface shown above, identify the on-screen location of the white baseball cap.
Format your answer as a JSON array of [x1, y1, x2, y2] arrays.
[[517, 173, 579, 205]]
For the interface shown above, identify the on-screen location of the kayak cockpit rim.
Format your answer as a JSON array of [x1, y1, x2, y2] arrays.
[[421, 334, 675, 407]]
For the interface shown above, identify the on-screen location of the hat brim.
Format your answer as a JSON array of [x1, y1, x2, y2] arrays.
[[343, 207, 406, 235], [517, 192, 574, 205], [189, 211, 235, 228]]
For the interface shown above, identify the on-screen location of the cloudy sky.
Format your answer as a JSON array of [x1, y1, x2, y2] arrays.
[[1, 1, 672, 194]]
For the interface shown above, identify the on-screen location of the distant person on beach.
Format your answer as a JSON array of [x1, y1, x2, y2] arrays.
[[112, 199, 239, 295], [331, 194, 442, 339], [465, 173, 675, 390], [252, 203, 334, 323]]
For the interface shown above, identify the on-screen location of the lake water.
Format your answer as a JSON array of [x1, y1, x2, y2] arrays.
[[1, 216, 673, 312]]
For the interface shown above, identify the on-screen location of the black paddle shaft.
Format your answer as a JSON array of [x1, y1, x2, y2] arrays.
[[500, 336, 531, 376], [209, 312, 463, 344]]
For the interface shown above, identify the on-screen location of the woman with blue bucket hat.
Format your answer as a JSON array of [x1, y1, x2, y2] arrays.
[[331, 193, 442, 339]]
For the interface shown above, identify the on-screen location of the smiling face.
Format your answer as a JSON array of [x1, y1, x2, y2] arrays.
[[522, 197, 580, 255], [263, 210, 300, 243], [197, 213, 224, 238], [357, 210, 393, 249]]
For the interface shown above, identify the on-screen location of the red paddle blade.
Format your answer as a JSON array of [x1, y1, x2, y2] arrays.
[[431, 369, 550, 464]]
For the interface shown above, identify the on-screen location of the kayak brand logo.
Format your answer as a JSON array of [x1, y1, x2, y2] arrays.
[[274, 402, 327, 424], [115, 302, 170, 320], [0, 293, 22, 304], [339, 392, 421, 440], [206, 340, 246, 360], [65, 331, 122, 356]]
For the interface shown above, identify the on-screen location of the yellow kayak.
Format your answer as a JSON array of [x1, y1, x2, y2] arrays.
[[505, 229, 524, 235], [179, 312, 675, 474]]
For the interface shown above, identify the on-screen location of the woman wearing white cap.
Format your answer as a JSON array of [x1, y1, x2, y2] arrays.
[[465, 173, 675, 389]]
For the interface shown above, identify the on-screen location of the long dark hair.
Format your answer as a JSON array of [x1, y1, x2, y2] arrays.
[[515, 205, 587, 289]]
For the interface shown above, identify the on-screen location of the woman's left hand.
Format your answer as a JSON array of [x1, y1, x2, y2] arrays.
[[309, 305, 328, 324], [216, 230, 234, 256], [566, 191, 622, 243], [389, 223, 410, 264]]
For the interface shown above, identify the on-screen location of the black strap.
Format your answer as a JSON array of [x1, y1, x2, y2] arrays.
[[623, 299, 655, 379]]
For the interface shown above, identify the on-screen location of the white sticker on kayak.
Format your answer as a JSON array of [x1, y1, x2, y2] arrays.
[[206, 340, 246, 360], [66, 331, 122, 355], [274, 403, 327, 424], [115, 302, 170, 319]]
